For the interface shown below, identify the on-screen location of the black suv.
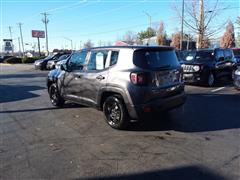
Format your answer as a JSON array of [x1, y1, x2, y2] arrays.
[[47, 46, 186, 129], [181, 48, 236, 86]]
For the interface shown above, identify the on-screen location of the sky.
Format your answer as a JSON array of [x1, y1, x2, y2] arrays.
[[0, 0, 239, 52]]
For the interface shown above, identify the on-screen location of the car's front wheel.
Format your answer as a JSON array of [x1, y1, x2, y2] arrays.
[[49, 83, 65, 107], [103, 96, 129, 129]]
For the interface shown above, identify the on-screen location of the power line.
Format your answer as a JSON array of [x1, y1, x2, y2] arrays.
[[41, 12, 50, 54]]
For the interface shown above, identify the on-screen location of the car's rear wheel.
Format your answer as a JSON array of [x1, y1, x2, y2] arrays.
[[103, 96, 129, 129], [207, 72, 215, 87], [49, 83, 65, 107]]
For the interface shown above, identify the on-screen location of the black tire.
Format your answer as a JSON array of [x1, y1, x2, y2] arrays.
[[49, 83, 65, 107], [103, 96, 129, 130], [206, 72, 215, 87]]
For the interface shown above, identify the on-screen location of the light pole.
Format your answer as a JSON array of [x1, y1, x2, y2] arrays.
[[143, 11, 152, 30], [63, 37, 73, 50], [143, 11, 152, 44], [180, 0, 185, 50]]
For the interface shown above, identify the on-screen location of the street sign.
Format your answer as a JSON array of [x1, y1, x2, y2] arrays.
[[3, 39, 12, 42], [3, 39, 13, 52], [32, 30, 45, 38]]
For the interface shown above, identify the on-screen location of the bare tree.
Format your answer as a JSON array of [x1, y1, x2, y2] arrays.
[[174, 0, 226, 48], [84, 40, 94, 49], [236, 17, 240, 47], [202, 37, 211, 48], [171, 32, 181, 50], [157, 21, 167, 45], [220, 21, 235, 48], [123, 31, 137, 44]]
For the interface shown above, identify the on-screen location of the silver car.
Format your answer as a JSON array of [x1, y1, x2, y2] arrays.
[[47, 46, 186, 129]]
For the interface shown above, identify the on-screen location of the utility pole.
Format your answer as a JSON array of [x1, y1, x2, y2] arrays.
[[17, 23, 25, 57], [8, 26, 14, 54], [8, 26, 13, 40], [180, 0, 185, 50], [197, 0, 204, 49], [41, 12, 49, 54], [18, 37, 21, 56]]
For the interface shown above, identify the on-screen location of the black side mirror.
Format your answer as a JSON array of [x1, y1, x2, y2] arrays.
[[60, 64, 67, 71]]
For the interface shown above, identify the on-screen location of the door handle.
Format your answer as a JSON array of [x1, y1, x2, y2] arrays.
[[96, 75, 105, 80]]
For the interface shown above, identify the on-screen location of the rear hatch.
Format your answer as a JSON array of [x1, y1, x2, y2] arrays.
[[133, 48, 182, 88]]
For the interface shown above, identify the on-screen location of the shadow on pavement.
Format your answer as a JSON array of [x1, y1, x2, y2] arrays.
[[0, 84, 45, 103], [0, 103, 84, 114], [186, 77, 234, 88], [76, 166, 227, 180], [129, 93, 240, 133], [0, 73, 47, 79]]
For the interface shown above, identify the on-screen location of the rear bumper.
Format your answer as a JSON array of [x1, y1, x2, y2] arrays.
[[127, 91, 186, 120]]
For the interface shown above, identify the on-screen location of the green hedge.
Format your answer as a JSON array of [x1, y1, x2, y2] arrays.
[[21, 56, 46, 64], [4, 57, 22, 64], [2, 56, 46, 64]]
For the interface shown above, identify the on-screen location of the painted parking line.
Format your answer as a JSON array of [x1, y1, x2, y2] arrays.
[[211, 87, 225, 93]]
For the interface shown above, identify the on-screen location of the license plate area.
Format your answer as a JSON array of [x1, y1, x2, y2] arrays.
[[156, 70, 178, 86]]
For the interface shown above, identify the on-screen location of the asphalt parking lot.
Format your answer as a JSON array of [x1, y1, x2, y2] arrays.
[[0, 64, 240, 180]]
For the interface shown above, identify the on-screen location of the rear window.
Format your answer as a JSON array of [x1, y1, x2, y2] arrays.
[[133, 49, 180, 69]]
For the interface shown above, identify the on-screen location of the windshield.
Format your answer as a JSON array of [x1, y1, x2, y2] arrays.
[[45, 54, 54, 59], [184, 51, 214, 62], [133, 49, 180, 69]]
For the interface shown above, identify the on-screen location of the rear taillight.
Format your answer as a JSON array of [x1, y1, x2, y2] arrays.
[[130, 72, 148, 85]]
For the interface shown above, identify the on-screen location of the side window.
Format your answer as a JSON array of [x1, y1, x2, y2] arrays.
[[69, 51, 87, 70], [224, 49, 233, 60], [216, 50, 224, 61], [110, 51, 119, 66], [87, 50, 108, 70]]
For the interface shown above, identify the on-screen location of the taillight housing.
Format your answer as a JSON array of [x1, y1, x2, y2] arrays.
[[130, 72, 148, 85]]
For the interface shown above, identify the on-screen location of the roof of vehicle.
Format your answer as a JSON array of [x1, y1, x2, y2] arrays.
[[186, 48, 232, 52], [87, 45, 175, 50]]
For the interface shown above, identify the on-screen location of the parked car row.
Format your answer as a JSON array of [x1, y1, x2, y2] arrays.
[[34, 51, 71, 70]]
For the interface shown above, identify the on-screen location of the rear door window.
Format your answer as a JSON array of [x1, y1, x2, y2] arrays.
[[110, 51, 119, 66], [133, 49, 180, 70], [87, 50, 108, 71]]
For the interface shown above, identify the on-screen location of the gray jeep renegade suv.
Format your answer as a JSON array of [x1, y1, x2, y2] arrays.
[[47, 46, 186, 129]]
